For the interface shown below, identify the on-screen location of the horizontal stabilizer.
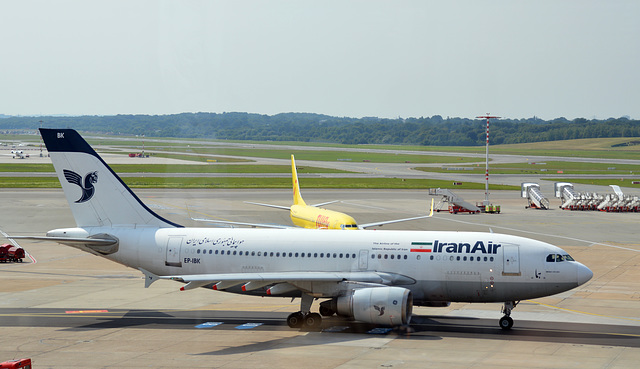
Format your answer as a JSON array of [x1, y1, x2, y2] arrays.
[[191, 217, 290, 229], [8, 235, 117, 246]]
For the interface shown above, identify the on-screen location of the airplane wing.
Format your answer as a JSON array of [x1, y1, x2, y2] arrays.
[[358, 198, 434, 229], [244, 201, 291, 210], [139, 268, 415, 290], [190, 217, 292, 229], [246, 200, 341, 209]]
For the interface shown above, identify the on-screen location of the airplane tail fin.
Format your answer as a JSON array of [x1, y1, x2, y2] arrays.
[[40, 128, 182, 229], [291, 155, 307, 206]]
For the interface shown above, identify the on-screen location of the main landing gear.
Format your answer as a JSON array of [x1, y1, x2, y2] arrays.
[[287, 293, 323, 330], [499, 301, 518, 330]]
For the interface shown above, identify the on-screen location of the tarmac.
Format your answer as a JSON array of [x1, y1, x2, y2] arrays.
[[1, 188, 640, 368]]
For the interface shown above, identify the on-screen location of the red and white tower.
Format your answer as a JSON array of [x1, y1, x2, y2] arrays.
[[476, 114, 500, 205]]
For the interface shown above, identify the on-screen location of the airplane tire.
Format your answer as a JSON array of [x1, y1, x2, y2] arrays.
[[303, 313, 322, 330], [287, 312, 304, 328], [499, 316, 513, 330]]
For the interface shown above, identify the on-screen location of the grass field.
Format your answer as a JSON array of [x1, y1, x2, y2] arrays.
[[5, 133, 640, 160], [414, 161, 640, 175], [0, 176, 518, 190], [0, 163, 350, 174], [148, 147, 481, 164], [548, 178, 640, 188]]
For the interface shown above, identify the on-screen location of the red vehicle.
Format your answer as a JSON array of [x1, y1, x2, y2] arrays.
[[0, 358, 31, 369], [7, 246, 25, 262], [0, 244, 10, 262], [0, 244, 25, 263]]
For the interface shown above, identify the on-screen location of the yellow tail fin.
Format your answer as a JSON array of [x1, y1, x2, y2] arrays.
[[291, 155, 306, 206]]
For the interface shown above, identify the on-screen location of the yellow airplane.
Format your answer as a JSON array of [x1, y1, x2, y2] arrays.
[[243, 155, 434, 230]]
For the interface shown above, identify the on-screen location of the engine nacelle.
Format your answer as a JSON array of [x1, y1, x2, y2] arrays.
[[335, 287, 412, 326]]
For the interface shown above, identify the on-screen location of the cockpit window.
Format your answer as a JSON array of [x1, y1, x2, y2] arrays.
[[546, 253, 575, 262]]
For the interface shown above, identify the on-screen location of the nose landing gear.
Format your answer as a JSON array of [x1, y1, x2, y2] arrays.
[[499, 301, 518, 330]]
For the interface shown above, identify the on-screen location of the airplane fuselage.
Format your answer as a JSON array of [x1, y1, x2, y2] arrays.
[[57, 226, 589, 305], [290, 204, 359, 230]]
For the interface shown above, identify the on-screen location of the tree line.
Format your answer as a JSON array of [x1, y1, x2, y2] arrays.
[[1, 113, 639, 146]]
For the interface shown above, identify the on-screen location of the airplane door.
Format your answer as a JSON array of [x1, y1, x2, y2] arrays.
[[358, 250, 369, 270], [165, 237, 183, 267], [502, 245, 520, 276]]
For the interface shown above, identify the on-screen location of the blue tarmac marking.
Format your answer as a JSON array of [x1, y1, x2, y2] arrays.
[[235, 323, 263, 329], [195, 322, 223, 329], [367, 327, 392, 334]]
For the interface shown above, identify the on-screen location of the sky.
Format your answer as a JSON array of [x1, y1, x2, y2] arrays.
[[1, 1, 639, 120]]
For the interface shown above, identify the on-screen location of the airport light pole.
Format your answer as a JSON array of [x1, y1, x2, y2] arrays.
[[476, 114, 500, 206]]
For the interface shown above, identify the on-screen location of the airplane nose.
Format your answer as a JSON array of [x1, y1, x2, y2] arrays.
[[576, 263, 593, 285]]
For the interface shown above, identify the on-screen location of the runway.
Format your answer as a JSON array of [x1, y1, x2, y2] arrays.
[[2, 308, 640, 349], [1, 189, 640, 368]]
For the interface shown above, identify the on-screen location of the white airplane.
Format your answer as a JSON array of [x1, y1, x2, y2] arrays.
[[10, 129, 593, 330], [11, 150, 29, 159]]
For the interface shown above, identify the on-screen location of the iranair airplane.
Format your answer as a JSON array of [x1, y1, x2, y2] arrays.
[[11, 129, 593, 331], [201, 154, 433, 230]]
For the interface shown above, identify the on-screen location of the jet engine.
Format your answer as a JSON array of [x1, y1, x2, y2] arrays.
[[335, 287, 412, 326]]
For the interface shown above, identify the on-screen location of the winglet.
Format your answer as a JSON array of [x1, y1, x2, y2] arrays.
[[291, 155, 307, 206], [139, 268, 161, 288], [429, 198, 434, 217]]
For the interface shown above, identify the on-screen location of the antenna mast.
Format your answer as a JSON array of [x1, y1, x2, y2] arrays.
[[476, 114, 500, 205]]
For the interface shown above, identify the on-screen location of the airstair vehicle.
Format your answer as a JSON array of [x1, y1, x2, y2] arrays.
[[555, 182, 640, 212], [429, 188, 481, 214], [521, 183, 550, 209]]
